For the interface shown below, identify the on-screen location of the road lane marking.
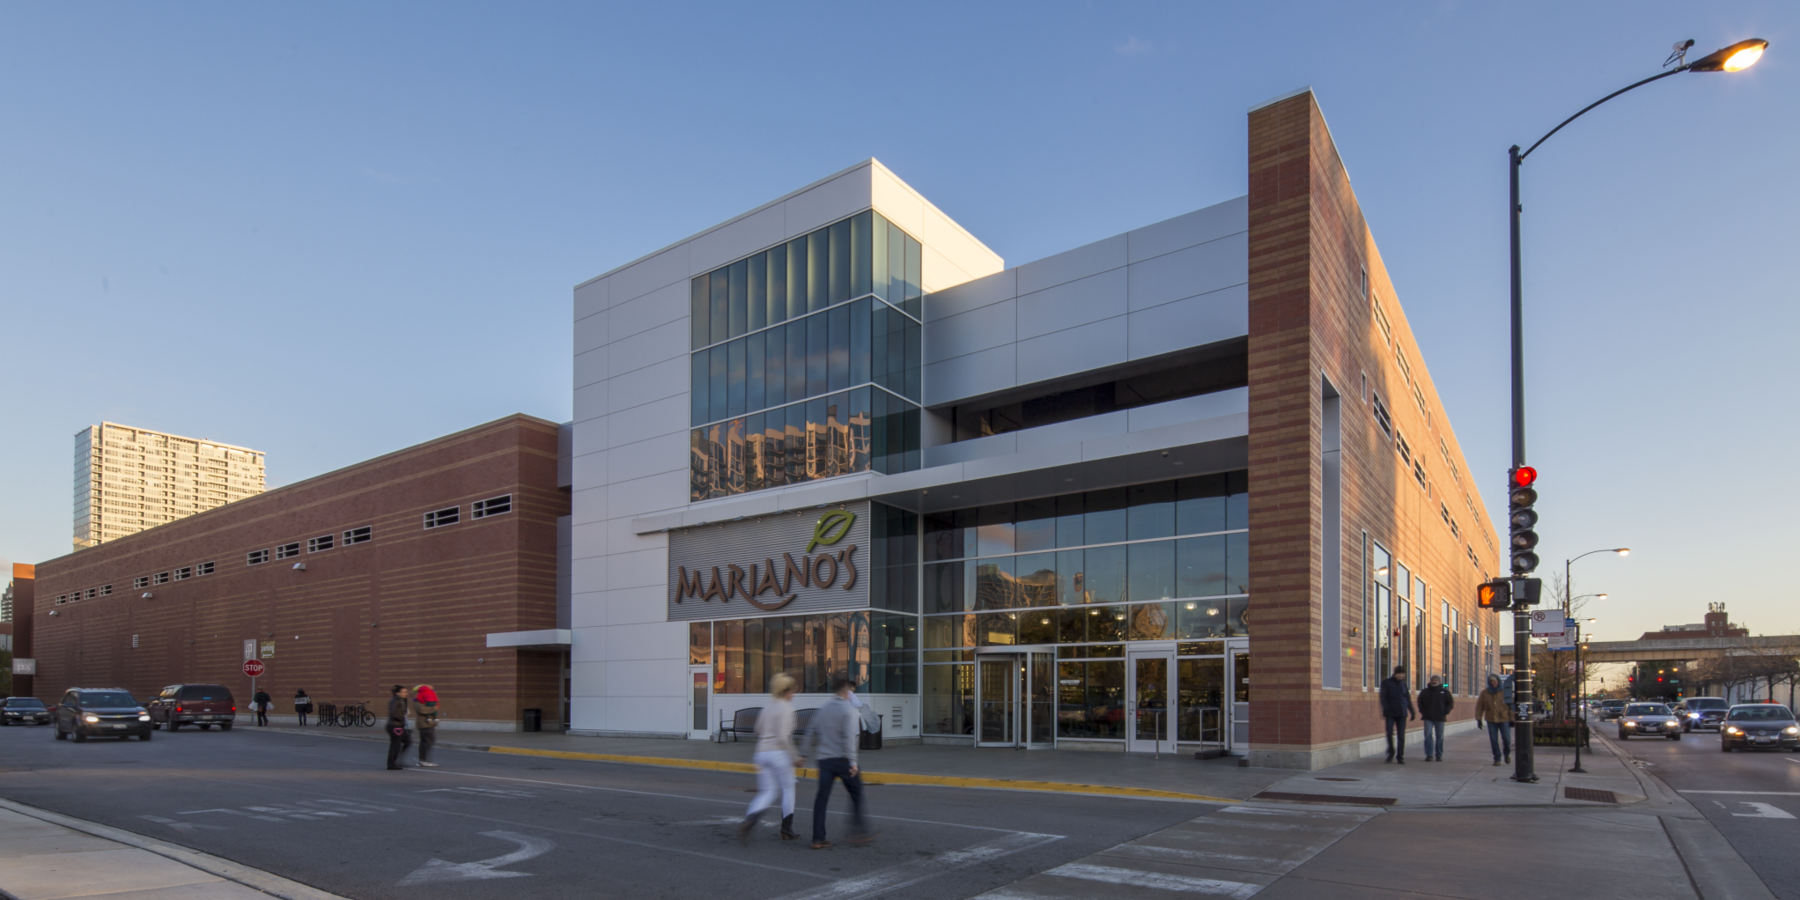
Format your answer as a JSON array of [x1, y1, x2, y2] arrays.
[[1041, 862, 1260, 898], [765, 831, 1062, 900], [397, 830, 553, 886], [1732, 802, 1796, 819], [1680, 791, 1800, 796]]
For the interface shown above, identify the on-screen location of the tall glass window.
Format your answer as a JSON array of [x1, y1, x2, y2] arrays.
[[690, 211, 924, 501]]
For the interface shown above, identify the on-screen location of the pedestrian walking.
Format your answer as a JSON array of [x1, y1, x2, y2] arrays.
[[294, 689, 313, 727], [385, 685, 412, 770], [1417, 675, 1454, 761], [738, 673, 801, 844], [1475, 674, 1513, 766], [802, 677, 874, 849], [412, 684, 440, 767], [1380, 665, 1415, 764], [253, 688, 272, 727]]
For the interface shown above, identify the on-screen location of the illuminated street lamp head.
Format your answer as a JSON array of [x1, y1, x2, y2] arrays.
[[1596, 593, 1608, 601], [1615, 548, 1630, 557], [1688, 39, 1768, 73]]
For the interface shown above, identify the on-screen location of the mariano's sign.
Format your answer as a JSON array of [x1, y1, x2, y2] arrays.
[[666, 503, 871, 621]]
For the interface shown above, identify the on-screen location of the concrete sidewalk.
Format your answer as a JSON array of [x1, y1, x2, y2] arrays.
[[243, 719, 1649, 809], [0, 799, 346, 900]]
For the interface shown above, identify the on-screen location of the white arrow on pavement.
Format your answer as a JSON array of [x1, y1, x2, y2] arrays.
[[1732, 802, 1796, 820], [397, 830, 554, 886]]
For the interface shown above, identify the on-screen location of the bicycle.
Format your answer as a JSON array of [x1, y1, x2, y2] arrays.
[[336, 702, 376, 727]]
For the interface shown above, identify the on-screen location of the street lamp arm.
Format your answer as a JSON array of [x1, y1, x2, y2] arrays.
[[1519, 67, 1687, 161], [1568, 548, 1628, 567]]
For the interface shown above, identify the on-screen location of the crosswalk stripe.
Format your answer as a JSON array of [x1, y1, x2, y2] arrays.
[[1045, 862, 1262, 898]]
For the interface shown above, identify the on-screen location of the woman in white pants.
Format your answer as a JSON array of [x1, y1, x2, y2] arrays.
[[739, 673, 801, 843]]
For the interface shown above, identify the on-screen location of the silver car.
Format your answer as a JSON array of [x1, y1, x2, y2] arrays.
[[1618, 702, 1682, 741]]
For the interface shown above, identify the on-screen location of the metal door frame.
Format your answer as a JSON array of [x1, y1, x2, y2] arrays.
[[687, 665, 712, 741], [975, 647, 1057, 748], [1126, 642, 1177, 754], [974, 651, 1020, 747], [1226, 638, 1250, 754]]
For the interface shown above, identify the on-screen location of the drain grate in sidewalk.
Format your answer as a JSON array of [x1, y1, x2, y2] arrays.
[[1254, 791, 1396, 807], [1564, 787, 1618, 804]]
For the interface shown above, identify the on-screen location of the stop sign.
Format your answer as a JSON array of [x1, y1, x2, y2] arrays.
[[243, 659, 265, 678]]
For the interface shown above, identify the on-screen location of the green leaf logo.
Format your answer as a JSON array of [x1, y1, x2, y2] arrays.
[[807, 511, 856, 553]]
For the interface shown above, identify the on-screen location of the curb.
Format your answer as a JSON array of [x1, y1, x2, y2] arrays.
[[248, 726, 1240, 804], [0, 797, 350, 900]]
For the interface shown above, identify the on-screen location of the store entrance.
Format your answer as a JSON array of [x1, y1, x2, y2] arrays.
[[975, 649, 1055, 748], [1228, 640, 1250, 750], [1127, 645, 1174, 753]]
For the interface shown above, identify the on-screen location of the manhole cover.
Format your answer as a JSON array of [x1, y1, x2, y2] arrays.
[[1564, 787, 1618, 804], [1254, 791, 1395, 807], [1314, 777, 1360, 782]]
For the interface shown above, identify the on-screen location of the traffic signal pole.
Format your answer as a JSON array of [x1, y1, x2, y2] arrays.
[[1508, 146, 1538, 783]]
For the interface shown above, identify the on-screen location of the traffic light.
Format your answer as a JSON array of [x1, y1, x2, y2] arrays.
[[1477, 580, 1512, 611], [1508, 466, 1540, 574]]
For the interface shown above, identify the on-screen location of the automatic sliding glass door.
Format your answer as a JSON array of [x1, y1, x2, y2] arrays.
[[1127, 645, 1176, 753], [976, 650, 1056, 748]]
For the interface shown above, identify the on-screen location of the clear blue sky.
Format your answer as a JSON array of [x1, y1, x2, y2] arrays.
[[3, 3, 1794, 639]]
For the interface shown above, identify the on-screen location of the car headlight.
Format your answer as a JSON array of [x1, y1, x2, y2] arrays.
[[83, 715, 99, 723], [1623, 721, 1636, 727], [138, 714, 151, 722], [1667, 720, 1680, 728], [1785, 726, 1798, 735], [1726, 726, 1742, 735], [1687, 712, 1700, 718]]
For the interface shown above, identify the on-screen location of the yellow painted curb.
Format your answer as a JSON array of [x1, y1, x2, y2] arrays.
[[485, 745, 1234, 803]]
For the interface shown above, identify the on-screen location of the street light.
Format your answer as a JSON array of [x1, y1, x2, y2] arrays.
[[1506, 37, 1764, 786]]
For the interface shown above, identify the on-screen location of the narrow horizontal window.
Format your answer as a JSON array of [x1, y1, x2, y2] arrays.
[[247, 549, 269, 566], [56, 596, 68, 605], [197, 561, 215, 576], [424, 506, 460, 529], [134, 576, 150, 588], [275, 543, 301, 560], [173, 566, 192, 580], [307, 534, 334, 553], [343, 526, 371, 545], [154, 572, 170, 584], [85, 587, 98, 599], [472, 494, 513, 519], [100, 584, 113, 595]]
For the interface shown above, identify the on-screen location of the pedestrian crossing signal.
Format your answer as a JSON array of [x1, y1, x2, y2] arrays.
[[1478, 580, 1512, 611]]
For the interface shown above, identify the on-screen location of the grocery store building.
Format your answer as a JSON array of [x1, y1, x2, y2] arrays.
[[570, 89, 1503, 769]]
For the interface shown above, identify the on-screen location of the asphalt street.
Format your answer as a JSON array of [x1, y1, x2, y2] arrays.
[[1608, 725, 1800, 900], [0, 723, 1215, 900]]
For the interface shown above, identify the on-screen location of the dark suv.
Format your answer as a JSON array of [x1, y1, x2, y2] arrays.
[[146, 684, 237, 731], [2, 696, 53, 726], [54, 689, 152, 742]]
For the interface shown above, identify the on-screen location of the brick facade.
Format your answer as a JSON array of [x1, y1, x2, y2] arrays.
[[29, 415, 568, 728], [1247, 91, 1503, 768]]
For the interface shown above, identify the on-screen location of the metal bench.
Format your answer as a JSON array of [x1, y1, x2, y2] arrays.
[[719, 706, 761, 742]]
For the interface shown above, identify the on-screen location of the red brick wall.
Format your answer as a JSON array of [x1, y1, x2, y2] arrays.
[[1247, 91, 1503, 762], [30, 415, 568, 725]]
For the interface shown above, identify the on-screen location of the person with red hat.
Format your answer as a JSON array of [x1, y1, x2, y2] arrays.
[[413, 684, 440, 768]]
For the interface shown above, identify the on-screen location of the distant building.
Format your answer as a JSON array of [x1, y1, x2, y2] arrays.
[[1638, 602, 1748, 642], [73, 423, 266, 549], [1, 555, 11, 622]]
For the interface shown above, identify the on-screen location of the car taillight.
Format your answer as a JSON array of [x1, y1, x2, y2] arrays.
[[231, 706, 237, 712], [175, 707, 183, 713]]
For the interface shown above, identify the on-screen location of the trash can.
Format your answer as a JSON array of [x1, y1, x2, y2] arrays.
[[523, 708, 542, 733]]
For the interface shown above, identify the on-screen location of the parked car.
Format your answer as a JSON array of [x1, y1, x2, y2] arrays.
[[146, 684, 237, 731], [1719, 704, 1799, 753], [1617, 702, 1682, 741], [1598, 700, 1628, 721], [1, 697, 53, 726], [1681, 697, 1730, 732], [53, 689, 152, 742]]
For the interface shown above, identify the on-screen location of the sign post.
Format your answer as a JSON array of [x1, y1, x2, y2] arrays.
[[243, 658, 265, 704]]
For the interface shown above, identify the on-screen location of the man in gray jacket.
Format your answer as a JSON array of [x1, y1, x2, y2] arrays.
[[802, 677, 874, 849]]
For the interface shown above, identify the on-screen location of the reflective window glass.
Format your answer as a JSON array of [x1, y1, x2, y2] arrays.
[[807, 230, 828, 313], [1128, 540, 1176, 601], [726, 339, 746, 418], [1087, 605, 1126, 642], [828, 304, 851, 392], [1056, 494, 1085, 547], [764, 325, 785, 407], [806, 313, 827, 397], [1129, 602, 1175, 641], [829, 218, 851, 304], [786, 239, 807, 320], [872, 212, 890, 302], [1015, 553, 1057, 607], [1057, 550, 1084, 604], [1085, 488, 1128, 544], [1083, 544, 1127, 605], [1177, 599, 1228, 638], [1015, 497, 1056, 552], [1177, 535, 1228, 597], [1128, 482, 1176, 540], [977, 612, 1017, 646], [1019, 608, 1056, 645], [851, 210, 873, 299], [747, 253, 766, 332], [766, 247, 787, 326], [1177, 474, 1228, 534], [973, 557, 1017, 610], [785, 319, 806, 402], [976, 504, 1015, 556], [1226, 471, 1249, 529], [709, 269, 728, 345], [690, 277, 710, 349], [708, 344, 727, 423], [728, 259, 748, 339], [851, 299, 871, 386], [690, 352, 709, 425], [1226, 532, 1249, 595]]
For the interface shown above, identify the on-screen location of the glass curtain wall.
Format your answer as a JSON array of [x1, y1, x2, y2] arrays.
[[921, 472, 1250, 739], [688, 612, 916, 696], [689, 211, 924, 502]]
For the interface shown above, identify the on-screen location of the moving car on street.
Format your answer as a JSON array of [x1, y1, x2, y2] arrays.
[[1, 697, 53, 726], [1617, 702, 1682, 740], [1599, 699, 1628, 720], [53, 689, 152, 742], [1719, 704, 1799, 752], [146, 684, 237, 731], [1681, 697, 1730, 732]]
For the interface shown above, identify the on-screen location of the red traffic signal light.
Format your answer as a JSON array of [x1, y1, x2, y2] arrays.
[[1512, 466, 1538, 488], [1477, 580, 1512, 611]]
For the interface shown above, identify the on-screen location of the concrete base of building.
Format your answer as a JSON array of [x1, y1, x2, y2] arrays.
[[1246, 719, 1480, 770], [568, 729, 687, 740]]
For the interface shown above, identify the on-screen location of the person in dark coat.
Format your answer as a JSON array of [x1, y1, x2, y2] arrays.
[[1416, 675, 1454, 761], [252, 688, 272, 727], [1379, 665, 1415, 764], [385, 685, 412, 770], [293, 689, 313, 727]]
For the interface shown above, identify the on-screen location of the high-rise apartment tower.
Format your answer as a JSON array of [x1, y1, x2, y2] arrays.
[[73, 423, 266, 548]]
